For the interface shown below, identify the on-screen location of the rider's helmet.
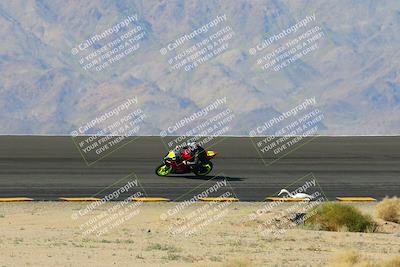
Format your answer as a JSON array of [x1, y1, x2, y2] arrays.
[[186, 141, 197, 151], [173, 145, 181, 155]]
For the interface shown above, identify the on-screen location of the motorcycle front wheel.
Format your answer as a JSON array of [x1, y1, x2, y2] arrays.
[[193, 162, 213, 176], [155, 164, 173, 176]]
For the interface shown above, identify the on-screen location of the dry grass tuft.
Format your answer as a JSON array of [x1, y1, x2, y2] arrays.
[[195, 257, 251, 267], [384, 257, 400, 267], [221, 257, 251, 267], [327, 250, 400, 267], [376, 197, 400, 223], [331, 251, 361, 266]]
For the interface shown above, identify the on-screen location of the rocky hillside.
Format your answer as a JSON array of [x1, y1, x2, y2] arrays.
[[0, 0, 399, 135]]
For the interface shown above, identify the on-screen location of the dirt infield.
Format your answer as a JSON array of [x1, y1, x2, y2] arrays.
[[0, 202, 399, 266]]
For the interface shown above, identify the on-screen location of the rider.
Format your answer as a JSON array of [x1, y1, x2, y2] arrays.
[[172, 145, 183, 162], [182, 141, 207, 169]]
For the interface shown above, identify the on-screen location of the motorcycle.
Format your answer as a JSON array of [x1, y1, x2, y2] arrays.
[[155, 149, 217, 176]]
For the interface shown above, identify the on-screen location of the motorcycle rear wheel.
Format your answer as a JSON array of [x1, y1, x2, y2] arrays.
[[193, 162, 213, 176], [155, 164, 172, 176]]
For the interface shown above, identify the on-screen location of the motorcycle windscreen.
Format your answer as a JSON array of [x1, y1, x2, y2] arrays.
[[166, 151, 176, 159]]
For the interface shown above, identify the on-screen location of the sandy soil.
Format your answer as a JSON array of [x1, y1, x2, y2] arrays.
[[0, 202, 399, 267]]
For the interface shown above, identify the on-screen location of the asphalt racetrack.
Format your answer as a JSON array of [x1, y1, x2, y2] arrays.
[[0, 136, 398, 201]]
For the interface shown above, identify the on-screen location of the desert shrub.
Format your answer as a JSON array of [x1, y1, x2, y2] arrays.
[[305, 203, 376, 232], [376, 197, 400, 223]]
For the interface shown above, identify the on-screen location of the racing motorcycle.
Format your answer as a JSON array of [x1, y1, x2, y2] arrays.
[[155, 149, 217, 176]]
